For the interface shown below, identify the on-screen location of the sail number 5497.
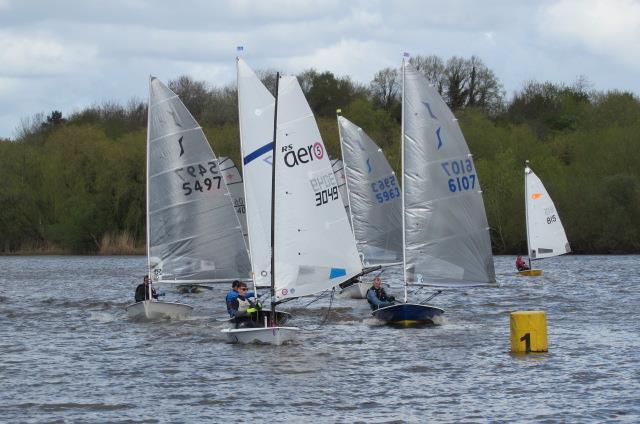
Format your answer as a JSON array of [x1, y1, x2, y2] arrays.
[[175, 161, 222, 196]]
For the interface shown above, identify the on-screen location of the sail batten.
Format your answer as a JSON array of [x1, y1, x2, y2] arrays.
[[337, 116, 403, 266], [402, 63, 495, 287], [147, 77, 251, 283]]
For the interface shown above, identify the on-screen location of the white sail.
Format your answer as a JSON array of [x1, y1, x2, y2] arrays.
[[237, 58, 274, 288], [525, 165, 570, 260], [273, 75, 361, 299], [402, 63, 495, 287], [147, 77, 251, 283], [330, 158, 350, 219], [337, 116, 403, 266], [218, 156, 248, 246]]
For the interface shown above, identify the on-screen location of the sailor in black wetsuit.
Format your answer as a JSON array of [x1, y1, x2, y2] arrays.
[[134, 275, 158, 302]]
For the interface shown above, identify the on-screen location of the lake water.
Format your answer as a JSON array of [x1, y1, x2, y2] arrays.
[[0, 255, 638, 423]]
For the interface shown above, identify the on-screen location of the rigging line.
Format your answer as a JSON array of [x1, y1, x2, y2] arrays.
[[310, 288, 335, 330], [319, 288, 336, 326], [301, 290, 330, 308]]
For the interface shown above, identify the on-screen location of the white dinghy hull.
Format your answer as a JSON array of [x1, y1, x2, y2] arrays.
[[222, 326, 300, 345], [125, 300, 193, 320]]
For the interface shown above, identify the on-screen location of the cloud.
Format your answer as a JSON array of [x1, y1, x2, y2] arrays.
[[0, 31, 98, 77], [542, 0, 640, 68], [0, 1, 640, 138], [283, 38, 398, 83]]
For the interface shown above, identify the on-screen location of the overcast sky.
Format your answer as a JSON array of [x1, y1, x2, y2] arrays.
[[1, 0, 639, 139]]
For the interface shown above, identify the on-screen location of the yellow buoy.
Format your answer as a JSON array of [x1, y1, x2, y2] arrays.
[[510, 310, 548, 353]]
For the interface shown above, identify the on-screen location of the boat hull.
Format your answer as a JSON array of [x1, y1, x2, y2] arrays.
[[372, 303, 444, 327], [125, 300, 193, 320], [517, 269, 543, 276], [221, 326, 300, 345], [217, 310, 292, 326]]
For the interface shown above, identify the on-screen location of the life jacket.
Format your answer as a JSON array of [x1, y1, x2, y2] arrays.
[[366, 286, 388, 310], [236, 296, 252, 313]]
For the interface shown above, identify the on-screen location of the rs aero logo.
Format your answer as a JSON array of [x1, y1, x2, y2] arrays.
[[282, 142, 324, 167]]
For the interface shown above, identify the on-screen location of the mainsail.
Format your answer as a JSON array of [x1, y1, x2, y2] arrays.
[[337, 116, 403, 266], [402, 63, 495, 287], [218, 156, 248, 245], [237, 58, 275, 288], [273, 75, 361, 299], [147, 77, 251, 283], [525, 165, 570, 259]]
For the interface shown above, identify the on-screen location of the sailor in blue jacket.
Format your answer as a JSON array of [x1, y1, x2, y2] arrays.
[[366, 277, 395, 310], [225, 280, 256, 317]]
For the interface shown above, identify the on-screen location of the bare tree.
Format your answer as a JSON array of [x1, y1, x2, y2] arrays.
[[369, 67, 400, 112], [297, 68, 319, 95], [255, 68, 279, 96], [168, 75, 209, 121], [410, 55, 446, 94]]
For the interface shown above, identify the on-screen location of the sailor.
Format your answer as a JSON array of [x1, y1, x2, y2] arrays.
[[516, 255, 530, 271], [228, 282, 260, 328], [225, 280, 256, 317], [366, 277, 395, 310], [135, 275, 158, 302]]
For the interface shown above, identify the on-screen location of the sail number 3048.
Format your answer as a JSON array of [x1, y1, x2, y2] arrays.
[[441, 159, 477, 193]]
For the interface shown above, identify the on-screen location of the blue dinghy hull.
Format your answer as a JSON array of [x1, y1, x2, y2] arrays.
[[372, 303, 444, 327]]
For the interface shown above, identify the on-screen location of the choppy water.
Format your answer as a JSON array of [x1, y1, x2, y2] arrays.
[[0, 255, 639, 423]]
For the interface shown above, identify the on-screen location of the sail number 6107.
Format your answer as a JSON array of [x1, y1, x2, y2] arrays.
[[442, 159, 477, 193]]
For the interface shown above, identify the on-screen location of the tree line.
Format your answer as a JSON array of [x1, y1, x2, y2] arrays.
[[1, 54, 638, 254]]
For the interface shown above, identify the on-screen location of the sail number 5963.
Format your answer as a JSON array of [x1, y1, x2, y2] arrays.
[[370, 175, 399, 204]]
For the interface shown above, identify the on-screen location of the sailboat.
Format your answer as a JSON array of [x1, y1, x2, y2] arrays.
[[126, 76, 251, 319], [222, 67, 361, 344], [371, 59, 496, 326], [518, 160, 570, 276], [336, 114, 403, 298]]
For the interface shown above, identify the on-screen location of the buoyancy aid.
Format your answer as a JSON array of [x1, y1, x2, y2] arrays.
[[366, 286, 390, 309], [236, 296, 252, 314]]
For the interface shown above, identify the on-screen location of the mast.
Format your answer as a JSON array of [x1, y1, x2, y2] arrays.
[[146, 76, 152, 301], [270, 72, 280, 325], [401, 58, 408, 304], [336, 111, 358, 264], [524, 160, 532, 269]]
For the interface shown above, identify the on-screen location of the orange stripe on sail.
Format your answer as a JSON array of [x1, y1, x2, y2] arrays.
[[531, 193, 542, 199]]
